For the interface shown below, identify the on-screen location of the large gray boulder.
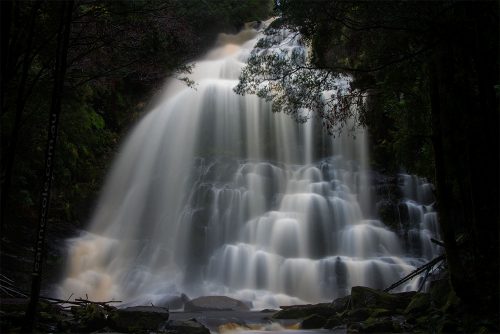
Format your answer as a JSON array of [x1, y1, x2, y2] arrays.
[[184, 296, 250, 312]]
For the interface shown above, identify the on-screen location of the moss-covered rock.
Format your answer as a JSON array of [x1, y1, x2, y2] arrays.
[[350, 286, 412, 311], [324, 314, 344, 329], [405, 293, 431, 315], [300, 314, 327, 329], [273, 303, 334, 319], [429, 279, 451, 308], [369, 308, 393, 318], [111, 306, 169, 332], [347, 307, 372, 322], [330, 295, 350, 313], [361, 316, 402, 333]]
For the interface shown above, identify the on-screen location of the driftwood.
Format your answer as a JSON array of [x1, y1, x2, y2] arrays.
[[383, 254, 446, 292], [0, 274, 121, 308]]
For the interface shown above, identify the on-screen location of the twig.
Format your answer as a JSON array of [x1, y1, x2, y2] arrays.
[[430, 238, 445, 247], [74, 298, 122, 305]]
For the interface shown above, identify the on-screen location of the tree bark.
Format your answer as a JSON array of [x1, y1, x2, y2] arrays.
[[23, 1, 74, 331], [1, 0, 43, 229], [429, 2, 499, 313]]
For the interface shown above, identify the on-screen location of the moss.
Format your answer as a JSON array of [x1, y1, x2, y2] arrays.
[[351, 286, 412, 311], [323, 314, 344, 329], [429, 279, 451, 308], [370, 308, 392, 317], [347, 308, 371, 321], [300, 314, 327, 329], [361, 316, 401, 333], [405, 293, 431, 315], [272, 303, 334, 319]]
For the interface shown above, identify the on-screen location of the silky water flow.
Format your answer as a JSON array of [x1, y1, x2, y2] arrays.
[[57, 24, 441, 309]]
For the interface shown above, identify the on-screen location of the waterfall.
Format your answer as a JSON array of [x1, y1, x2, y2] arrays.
[[57, 23, 440, 309]]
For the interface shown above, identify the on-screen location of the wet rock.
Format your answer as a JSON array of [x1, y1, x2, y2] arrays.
[[260, 308, 278, 313], [273, 303, 334, 319], [405, 293, 431, 315], [163, 318, 210, 334], [369, 308, 393, 318], [377, 199, 400, 230], [184, 296, 250, 312], [300, 314, 327, 329], [111, 306, 169, 332], [323, 314, 344, 329], [350, 286, 412, 311], [347, 321, 363, 333], [429, 279, 453, 309], [347, 308, 371, 322], [330, 295, 350, 313], [360, 316, 402, 333]]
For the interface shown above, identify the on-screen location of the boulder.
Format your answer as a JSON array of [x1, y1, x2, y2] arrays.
[[273, 303, 334, 319], [111, 306, 169, 332], [163, 319, 210, 334], [330, 295, 349, 313], [429, 279, 452, 308], [360, 316, 402, 333], [347, 308, 372, 322], [300, 314, 327, 329], [323, 314, 344, 329], [184, 296, 250, 312], [405, 293, 431, 315], [350, 286, 412, 311]]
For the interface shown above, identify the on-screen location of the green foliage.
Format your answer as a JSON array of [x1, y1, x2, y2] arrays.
[[235, 24, 362, 135], [237, 1, 445, 176]]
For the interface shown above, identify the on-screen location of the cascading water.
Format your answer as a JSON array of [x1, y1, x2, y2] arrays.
[[57, 23, 440, 309]]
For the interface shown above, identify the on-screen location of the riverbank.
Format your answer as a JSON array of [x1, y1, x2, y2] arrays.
[[1, 278, 498, 333]]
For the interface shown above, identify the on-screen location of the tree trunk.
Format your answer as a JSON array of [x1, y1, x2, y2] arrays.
[[429, 2, 499, 314], [1, 0, 43, 229], [23, 1, 74, 331]]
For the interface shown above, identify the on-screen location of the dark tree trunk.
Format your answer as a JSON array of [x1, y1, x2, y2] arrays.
[[1, 0, 43, 228], [429, 1, 499, 315], [23, 1, 74, 331]]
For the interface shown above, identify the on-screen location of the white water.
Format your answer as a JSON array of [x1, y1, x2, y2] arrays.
[[57, 24, 440, 309]]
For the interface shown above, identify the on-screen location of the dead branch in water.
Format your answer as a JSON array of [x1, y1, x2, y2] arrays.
[[384, 254, 446, 292]]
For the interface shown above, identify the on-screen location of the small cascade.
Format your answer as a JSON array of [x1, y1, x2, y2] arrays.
[[398, 174, 441, 261], [57, 23, 441, 309]]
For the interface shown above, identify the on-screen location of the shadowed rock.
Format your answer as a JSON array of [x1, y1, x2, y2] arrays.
[[111, 306, 169, 332], [163, 319, 210, 334]]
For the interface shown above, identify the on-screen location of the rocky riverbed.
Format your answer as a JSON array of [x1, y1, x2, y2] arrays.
[[1, 279, 498, 333]]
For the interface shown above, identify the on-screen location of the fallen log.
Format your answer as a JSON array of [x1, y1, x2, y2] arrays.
[[383, 254, 446, 292]]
